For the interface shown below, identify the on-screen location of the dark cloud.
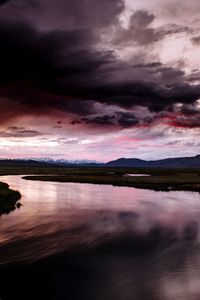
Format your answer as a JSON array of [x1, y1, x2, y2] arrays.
[[0, 19, 112, 120], [52, 125, 62, 129], [156, 24, 192, 39], [180, 104, 200, 116], [114, 10, 191, 46], [114, 10, 156, 46], [57, 137, 81, 145], [132, 62, 162, 69], [191, 36, 200, 45], [82, 112, 142, 128], [144, 104, 200, 129], [82, 115, 116, 126], [169, 115, 200, 128], [163, 102, 200, 128], [0, 0, 10, 6], [0, 21, 100, 83], [0, 1, 199, 130], [154, 67, 185, 82], [187, 71, 200, 82], [0, 0, 124, 30], [74, 81, 200, 113], [81, 103, 200, 130], [0, 19, 193, 117], [116, 112, 140, 127], [0, 126, 45, 137]]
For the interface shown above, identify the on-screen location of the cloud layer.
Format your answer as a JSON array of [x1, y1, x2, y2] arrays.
[[0, 0, 199, 159]]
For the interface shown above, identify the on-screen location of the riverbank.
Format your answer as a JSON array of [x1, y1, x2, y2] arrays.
[[0, 182, 21, 215], [22, 170, 200, 192], [0, 163, 200, 192]]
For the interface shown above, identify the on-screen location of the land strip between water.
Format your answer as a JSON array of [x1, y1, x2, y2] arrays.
[[10, 166, 200, 193], [0, 182, 21, 215], [1, 165, 200, 195]]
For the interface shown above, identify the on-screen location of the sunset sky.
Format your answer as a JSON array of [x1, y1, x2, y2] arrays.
[[0, 0, 200, 161]]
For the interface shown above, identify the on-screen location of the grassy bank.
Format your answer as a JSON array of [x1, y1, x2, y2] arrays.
[[22, 168, 200, 193], [0, 163, 200, 192], [0, 182, 21, 215]]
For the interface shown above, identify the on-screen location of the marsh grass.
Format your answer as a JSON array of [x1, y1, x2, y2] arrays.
[[20, 167, 200, 192], [0, 182, 21, 215], [0, 164, 200, 192]]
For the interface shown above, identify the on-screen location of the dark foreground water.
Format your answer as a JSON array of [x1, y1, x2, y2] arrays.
[[0, 176, 200, 300]]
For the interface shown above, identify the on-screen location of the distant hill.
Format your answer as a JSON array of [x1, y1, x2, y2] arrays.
[[31, 158, 103, 166], [1, 155, 200, 169], [0, 159, 57, 168], [106, 155, 200, 168], [0, 159, 102, 168]]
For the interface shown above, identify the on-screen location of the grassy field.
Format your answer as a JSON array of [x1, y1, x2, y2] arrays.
[[0, 182, 21, 215], [22, 172, 200, 192], [0, 164, 200, 192]]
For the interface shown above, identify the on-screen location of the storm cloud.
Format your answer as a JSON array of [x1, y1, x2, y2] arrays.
[[0, 0, 199, 160], [0, 14, 199, 126], [0, 126, 45, 138]]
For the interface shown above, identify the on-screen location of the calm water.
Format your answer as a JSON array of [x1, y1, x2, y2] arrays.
[[123, 173, 151, 177], [1, 175, 200, 300]]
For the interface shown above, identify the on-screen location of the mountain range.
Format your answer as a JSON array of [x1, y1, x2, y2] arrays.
[[1, 155, 200, 168], [106, 155, 200, 168]]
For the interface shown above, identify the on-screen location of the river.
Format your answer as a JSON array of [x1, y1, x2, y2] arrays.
[[0, 175, 200, 300]]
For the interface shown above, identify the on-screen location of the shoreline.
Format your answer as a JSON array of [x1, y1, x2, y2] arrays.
[[22, 174, 200, 193], [0, 182, 21, 215]]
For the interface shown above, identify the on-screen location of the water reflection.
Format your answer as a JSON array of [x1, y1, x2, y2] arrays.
[[123, 173, 151, 177], [0, 176, 200, 299]]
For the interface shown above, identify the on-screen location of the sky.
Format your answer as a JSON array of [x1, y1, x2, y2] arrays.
[[0, 0, 200, 162]]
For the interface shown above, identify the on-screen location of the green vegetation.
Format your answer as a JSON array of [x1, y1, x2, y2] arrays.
[[19, 167, 200, 193], [0, 163, 200, 193], [0, 182, 21, 215]]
